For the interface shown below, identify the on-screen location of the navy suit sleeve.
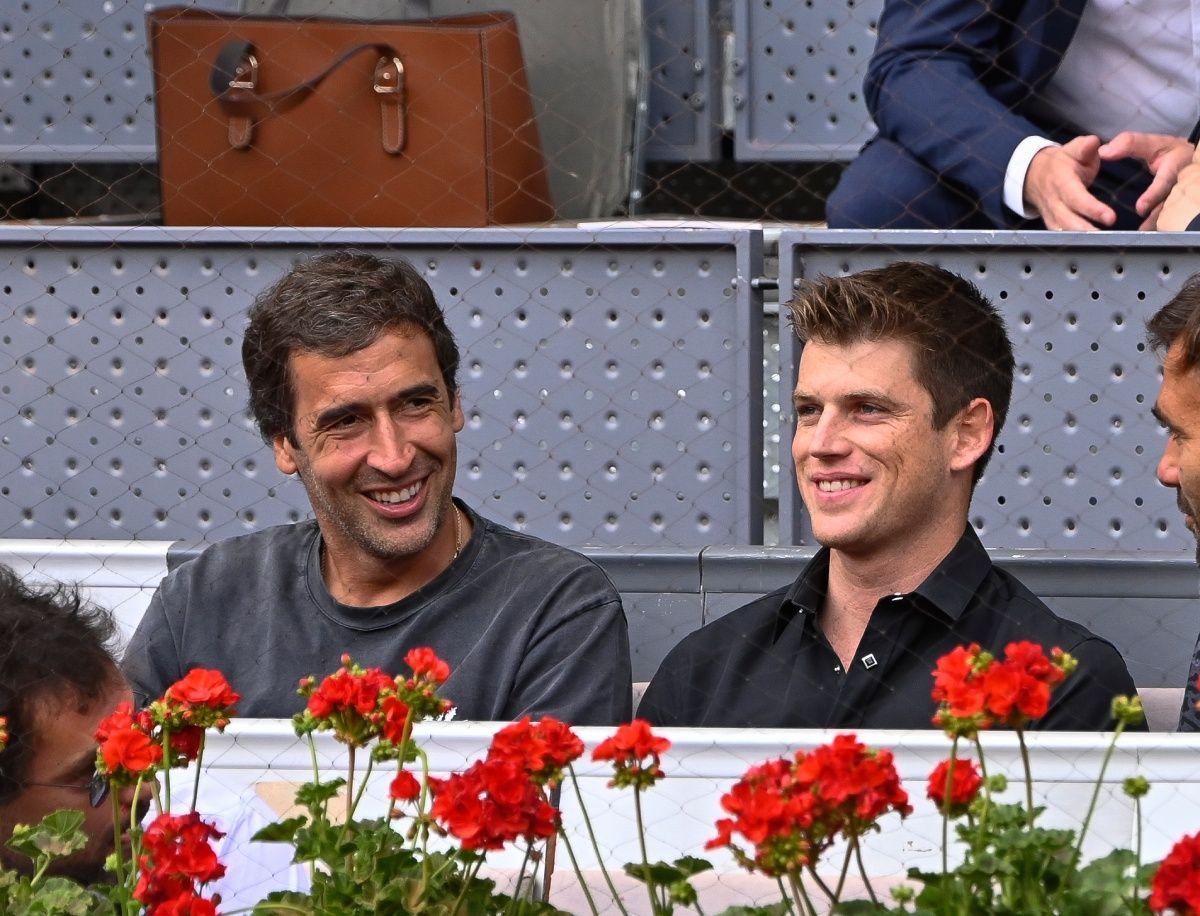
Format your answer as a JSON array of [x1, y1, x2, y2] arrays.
[[864, 0, 1051, 226]]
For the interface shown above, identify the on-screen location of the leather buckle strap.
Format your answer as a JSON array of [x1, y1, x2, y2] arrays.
[[373, 56, 406, 155], [212, 41, 258, 150]]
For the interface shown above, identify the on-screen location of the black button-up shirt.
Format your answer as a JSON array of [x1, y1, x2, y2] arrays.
[[640, 528, 1140, 731]]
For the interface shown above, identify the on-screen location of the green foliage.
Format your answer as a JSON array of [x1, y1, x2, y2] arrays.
[[0, 811, 114, 915]]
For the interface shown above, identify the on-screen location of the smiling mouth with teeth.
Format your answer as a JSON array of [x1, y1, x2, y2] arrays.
[[816, 479, 866, 492], [368, 480, 423, 504]]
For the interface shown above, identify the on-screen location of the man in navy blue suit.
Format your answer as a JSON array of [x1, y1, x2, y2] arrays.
[[827, 0, 1197, 230]]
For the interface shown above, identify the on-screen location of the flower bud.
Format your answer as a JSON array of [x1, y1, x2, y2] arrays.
[[1123, 776, 1150, 799], [1111, 695, 1145, 727]]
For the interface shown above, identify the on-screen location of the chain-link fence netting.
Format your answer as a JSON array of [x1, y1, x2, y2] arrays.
[[4, 0, 1200, 909]]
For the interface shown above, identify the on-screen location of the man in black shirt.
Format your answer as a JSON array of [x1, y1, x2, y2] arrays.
[[1145, 275, 1200, 730], [640, 262, 1136, 730], [123, 252, 630, 725]]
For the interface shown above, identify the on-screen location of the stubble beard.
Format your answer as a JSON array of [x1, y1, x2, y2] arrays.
[[299, 464, 451, 564]]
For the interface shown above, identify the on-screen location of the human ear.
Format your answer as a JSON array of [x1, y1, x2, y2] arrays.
[[948, 398, 995, 474], [273, 433, 300, 476]]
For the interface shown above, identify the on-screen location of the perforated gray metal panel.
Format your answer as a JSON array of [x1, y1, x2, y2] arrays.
[[0, 0, 240, 161], [731, 0, 880, 161], [644, 0, 721, 162], [776, 230, 1197, 551], [0, 226, 763, 546]]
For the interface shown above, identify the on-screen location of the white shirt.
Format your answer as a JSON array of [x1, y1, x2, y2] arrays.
[[1002, 0, 1200, 217]]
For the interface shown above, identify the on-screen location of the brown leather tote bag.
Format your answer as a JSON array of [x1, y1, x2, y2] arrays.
[[148, 6, 554, 227]]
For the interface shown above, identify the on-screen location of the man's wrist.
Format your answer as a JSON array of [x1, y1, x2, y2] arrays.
[[1005, 136, 1060, 218]]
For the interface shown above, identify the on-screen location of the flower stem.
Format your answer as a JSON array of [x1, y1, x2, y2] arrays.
[[1132, 795, 1143, 906], [557, 826, 601, 916], [776, 878, 796, 915], [942, 737, 958, 875], [972, 734, 991, 840], [834, 837, 855, 900], [191, 732, 206, 814], [804, 863, 838, 906], [567, 765, 629, 916], [1016, 728, 1034, 828], [110, 792, 128, 914], [632, 786, 662, 916], [345, 745, 356, 825], [1069, 721, 1126, 871], [448, 859, 483, 916], [505, 843, 534, 914], [853, 836, 880, 906], [161, 725, 172, 814], [788, 870, 818, 916]]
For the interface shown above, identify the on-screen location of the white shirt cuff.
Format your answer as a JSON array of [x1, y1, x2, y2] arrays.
[[1004, 136, 1061, 219]]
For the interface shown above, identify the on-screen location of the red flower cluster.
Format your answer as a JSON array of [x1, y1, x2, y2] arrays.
[[153, 669, 241, 765], [296, 650, 454, 750], [1151, 832, 1200, 914], [406, 647, 451, 684], [708, 735, 911, 878], [0, 715, 8, 754], [926, 757, 983, 816], [134, 812, 224, 915], [592, 719, 671, 789], [931, 641, 1074, 734], [95, 701, 162, 783], [487, 716, 585, 786], [430, 758, 558, 851]]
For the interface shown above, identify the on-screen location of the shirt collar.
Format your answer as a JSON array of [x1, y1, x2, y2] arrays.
[[782, 525, 992, 623]]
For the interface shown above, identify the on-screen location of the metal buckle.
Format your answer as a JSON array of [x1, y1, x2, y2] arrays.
[[229, 54, 258, 91], [374, 56, 404, 94]]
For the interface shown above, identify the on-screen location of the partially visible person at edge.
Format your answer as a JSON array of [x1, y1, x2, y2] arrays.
[[1158, 144, 1200, 232], [0, 564, 306, 906], [123, 251, 631, 725], [1146, 275, 1200, 730], [0, 565, 151, 884], [639, 262, 1140, 729]]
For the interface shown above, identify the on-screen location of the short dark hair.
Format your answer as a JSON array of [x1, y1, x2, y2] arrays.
[[1147, 273, 1200, 370], [0, 566, 120, 804], [788, 261, 1014, 481], [242, 251, 460, 445]]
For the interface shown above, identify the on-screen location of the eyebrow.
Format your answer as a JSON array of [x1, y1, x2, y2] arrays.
[[1152, 404, 1172, 428], [310, 382, 443, 430], [792, 389, 903, 409]]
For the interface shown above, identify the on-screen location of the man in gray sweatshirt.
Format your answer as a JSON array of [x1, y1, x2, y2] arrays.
[[123, 251, 630, 725]]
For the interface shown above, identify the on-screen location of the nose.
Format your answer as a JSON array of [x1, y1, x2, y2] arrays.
[[366, 416, 416, 478], [1157, 436, 1181, 488], [804, 407, 850, 460]]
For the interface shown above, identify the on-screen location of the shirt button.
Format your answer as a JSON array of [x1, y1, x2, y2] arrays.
[[834, 665, 842, 673]]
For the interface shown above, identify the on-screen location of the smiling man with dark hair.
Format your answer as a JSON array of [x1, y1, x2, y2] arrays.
[[640, 262, 1137, 730], [123, 251, 631, 725]]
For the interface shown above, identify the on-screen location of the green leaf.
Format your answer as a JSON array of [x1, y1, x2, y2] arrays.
[[295, 778, 347, 811], [623, 860, 690, 885], [20, 876, 99, 915], [672, 854, 713, 877], [254, 890, 317, 914], [716, 905, 792, 916], [6, 810, 88, 863], [252, 816, 309, 844]]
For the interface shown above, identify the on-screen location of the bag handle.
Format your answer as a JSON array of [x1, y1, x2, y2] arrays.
[[210, 40, 406, 154]]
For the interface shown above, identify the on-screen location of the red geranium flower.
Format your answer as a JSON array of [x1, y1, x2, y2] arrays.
[[707, 757, 816, 876], [389, 770, 421, 803], [98, 725, 162, 780], [0, 715, 7, 754], [488, 716, 585, 786], [931, 642, 1074, 734], [307, 666, 393, 719], [1151, 832, 1200, 914], [380, 695, 412, 745], [593, 720, 671, 789], [166, 668, 240, 711], [135, 812, 225, 915], [169, 726, 205, 763], [430, 758, 557, 851], [926, 758, 983, 816], [406, 647, 451, 684]]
